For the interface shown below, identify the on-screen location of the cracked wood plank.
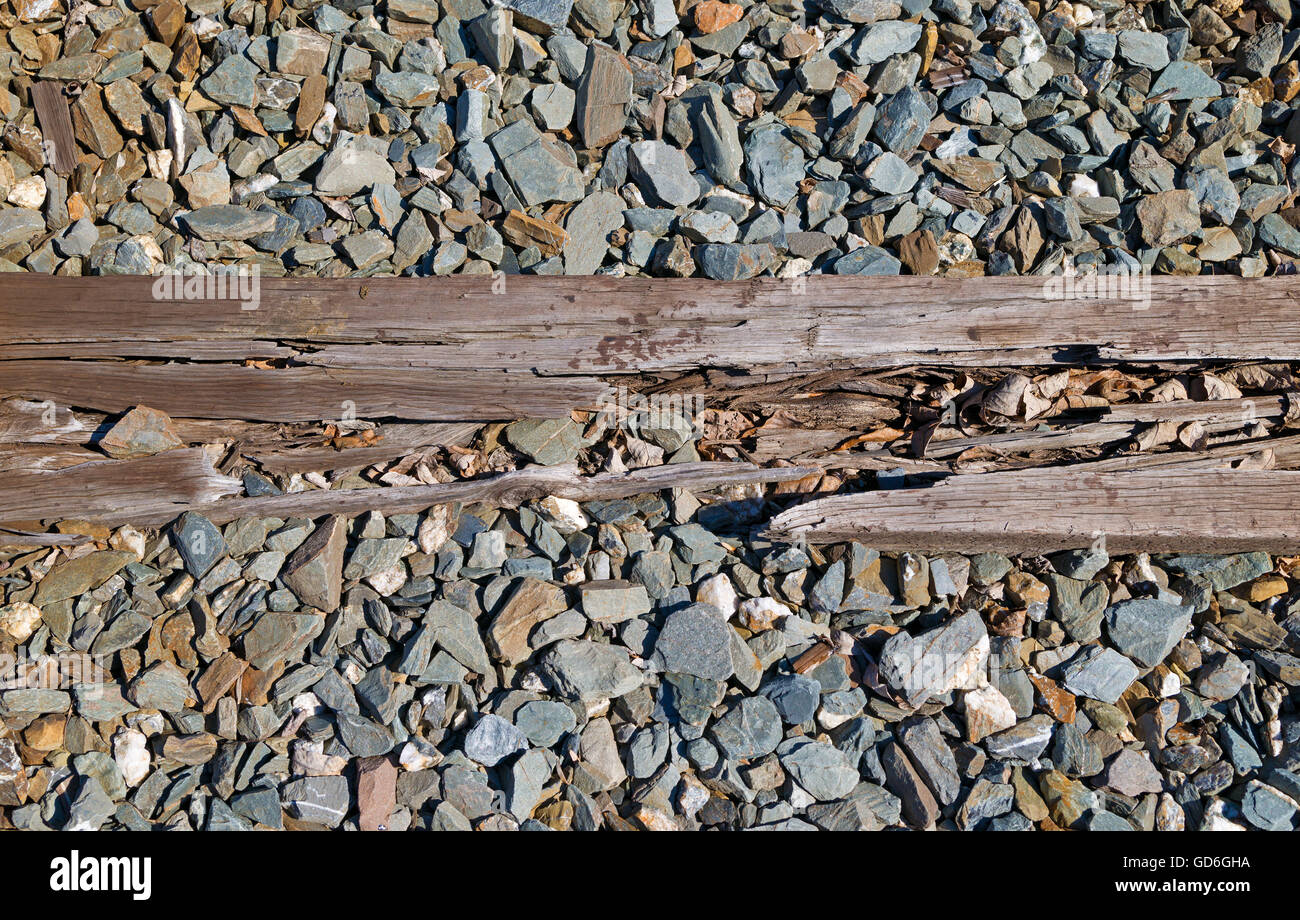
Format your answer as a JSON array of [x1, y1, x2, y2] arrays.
[[1, 460, 819, 528], [0, 361, 609, 421], [2, 275, 1300, 375], [765, 469, 1300, 553], [0, 448, 241, 523]]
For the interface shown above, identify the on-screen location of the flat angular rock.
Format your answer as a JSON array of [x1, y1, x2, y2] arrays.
[[1136, 189, 1201, 247], [0, 208, 46, 247], [314, 139, 397, 197], [1061, 646, 1139, 704], [375, 69, 441, 107], [817, 0, 902, 24], [1196, 652, 1250, 701], [776, 737, 859, 801], [490, 118, 584, 206], [469, 8, 514, 71], [743, 124, 804, 206], [64, 777, 116, 831], [389, 0, 442, 22], [1044, 573, 1107, 642], [879, 610, 988, 706], [1103, 749, 1162, 797], [983, 713, 1055, 761], [1149, 60, 1222, 101], [426, 601, 493, 675], [1116, 30, 1169, 69], [33, 550, 134, 606], [873, 87, 931, 155], [575, 44, 632, 149], [200, 54, 260, 108], [173, 511, 226, 578], [128, 661, 192, 712], [897, 716, 961, 805], [281, 516, 346, 612], [1104, 599, 1192, 668], [464, 713, 530, 766], [505, 417, 585, 464], [760, 674, 820, 725], [488, 578, 567, 664], [498, 0, 574, 34], [834, 245, 902, 275], [242, 612, 323, 670], [653, 603, 734, 680], [507, 748, 555, 820], [852, 20, 922, 65], [564, 191, 624, 274], [880, 741, 938, 827], [538, 640, 642, 700], [1163, 553, 1269, 591], [355, 757, 397, 831], [863, 151, 917, 194], [709, 695, 782, 759], [282, 776, 349, 827], [628, 140, 699, 208], [576, 717, 625, 791], [1258, 213, 1300, 256], [179, 205, 277, 241], [1241, 779, 1297, 831], [277, 28, 330, 75], [581, 580, 651, 624], [697, 243, 776, 280], [531, 82, 575, 131], [514, 700, 577, 747]]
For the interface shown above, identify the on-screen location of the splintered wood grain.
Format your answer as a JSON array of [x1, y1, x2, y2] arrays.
[[29, 82, 77, 176], [765, 469, 1300, 553], [0, 448, 240, 523], [246, 422, 481, 472], [44, 460, 820, 526], [2, 275, 1299, 374], [0, 361, 609, 421]]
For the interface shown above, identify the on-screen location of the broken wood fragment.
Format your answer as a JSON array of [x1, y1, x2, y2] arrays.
[[2, 460, 818, 529], [29, 81, 77, 175], [0, 448, 241, 523]]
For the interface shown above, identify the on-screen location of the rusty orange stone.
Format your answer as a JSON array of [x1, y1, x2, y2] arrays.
[[66, 191, 90, 221], [987, 604, 1026, 637], [502, 210, 569, 256], [1276, 60, 1300, 102], [1028, 671, 1077, 723], [673, 42, 695, 71], [835, 71, 870, 103], [24, 714, 66, 752], [1241, 573, 1288, 602], [780, 26, 819, 59], [693, 1, 744, 34]]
